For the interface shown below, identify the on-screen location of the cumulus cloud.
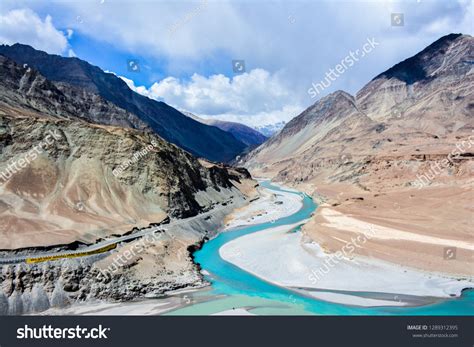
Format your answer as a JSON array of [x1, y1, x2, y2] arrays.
[[53, 1, 472, 76], [120, 69, 305, 127], [0, 8, 68, 54], [33, 0, 470, 120], [120, 76, 153, 98], [66, 28, 74, 39], [1, 1, 471, 127]]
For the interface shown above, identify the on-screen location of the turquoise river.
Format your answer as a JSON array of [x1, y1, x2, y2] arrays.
[[168, 181, 473, 315]]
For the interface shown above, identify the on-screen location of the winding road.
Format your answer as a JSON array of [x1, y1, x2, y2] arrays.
[[0, 201, 233, 265]]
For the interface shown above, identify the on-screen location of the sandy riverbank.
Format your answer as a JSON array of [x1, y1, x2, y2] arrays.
[[223, 182, 303, 230], [219, 183, 474, 307], [299, 183, 474, 277], [220, 221, 474, 306]]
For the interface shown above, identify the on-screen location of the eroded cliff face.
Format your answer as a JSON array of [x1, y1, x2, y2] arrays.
[[245, 34, 473, 180], [0, 55, 149, 130], [0, 54, 252, 249], [0, 54, 256, 314], [244, 34, 473, 276], [0, 113, 248, 249], [0, 203, 235, 315]]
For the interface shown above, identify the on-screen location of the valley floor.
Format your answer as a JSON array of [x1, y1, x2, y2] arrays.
[[35, 180, 474, 313], [219, 182, 474, 307]]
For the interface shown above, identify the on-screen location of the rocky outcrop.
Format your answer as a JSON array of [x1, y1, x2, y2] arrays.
[[0, 193, 245, 315], [0, 53, 256, 314], [0, 56, 253, 249], [0, 55, 149, 130], [0, 111, 248, 249]]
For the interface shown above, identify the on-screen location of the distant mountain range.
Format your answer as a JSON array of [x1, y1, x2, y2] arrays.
[[182, 112, 267, 149], [254, 121, 286, 137], [0, 44, 246, 163]]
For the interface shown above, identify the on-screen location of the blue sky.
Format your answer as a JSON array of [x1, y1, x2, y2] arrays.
[[0, 0, 472, 128]]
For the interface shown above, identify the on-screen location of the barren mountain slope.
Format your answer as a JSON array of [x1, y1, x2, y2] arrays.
[[245, 34, 474, 276], [0, 44, 247, 163], [0, 56, 251, 250], [0, 56, 257, 315]]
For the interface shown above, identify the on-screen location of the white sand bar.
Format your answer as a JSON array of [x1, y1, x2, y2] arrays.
[[220, 220, 474, 304], [224, 184, 303, 230]]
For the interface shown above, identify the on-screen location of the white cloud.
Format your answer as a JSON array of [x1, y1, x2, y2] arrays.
[[42, 0, 471, 109], [120, 76, 153, 98], [199, 105, 304, 129], [458, 0, 473, 34], [66, 28, 74, 39], [120, 69, 305, 127], [67, 48, 76, 57], [0, 8, 68, 54], [2, 1, 471, 128]]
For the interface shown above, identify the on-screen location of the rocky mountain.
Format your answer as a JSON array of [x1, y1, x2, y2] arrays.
[[245, 33, 473, 276], [0, 54, 254, 249], [0, 55, 149, 130], [0, 44, 247, 163], [182, 112, 267, 149], [0, 53, 257, 314]]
